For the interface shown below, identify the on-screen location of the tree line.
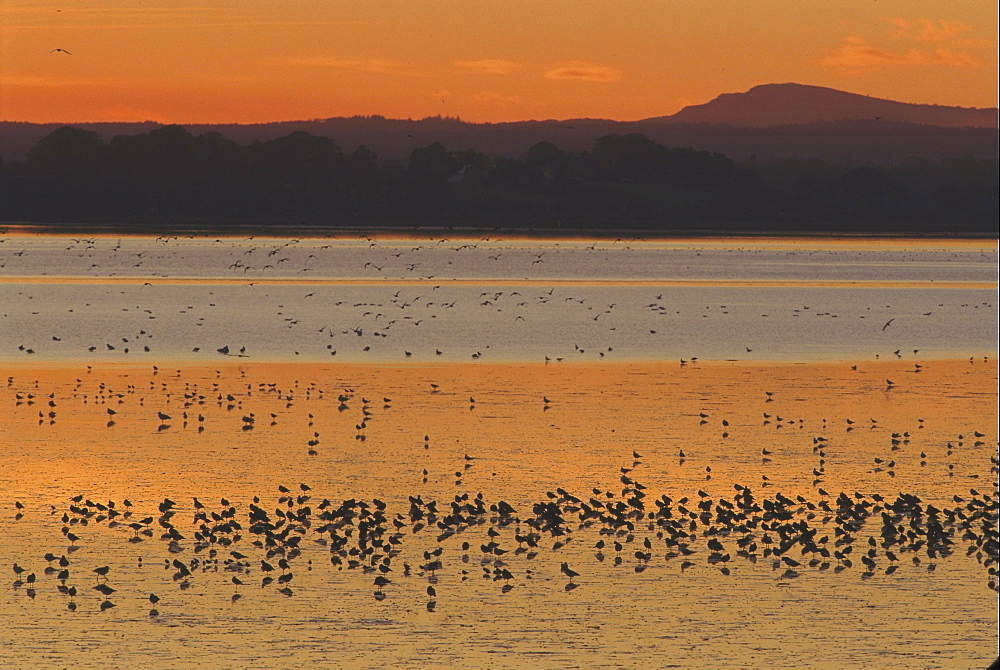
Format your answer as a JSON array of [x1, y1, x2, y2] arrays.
[[0, 124, 995, 234]]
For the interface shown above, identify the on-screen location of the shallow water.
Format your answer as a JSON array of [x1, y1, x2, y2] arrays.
[[2, 236, 996, 364], [0, 235, 997, 669], [0, 234, 996, 283]]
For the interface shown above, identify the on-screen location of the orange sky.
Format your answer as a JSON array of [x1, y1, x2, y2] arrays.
[[1, 1, 997, 124]]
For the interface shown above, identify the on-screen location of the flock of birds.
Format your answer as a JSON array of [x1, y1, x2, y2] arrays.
[[2, 234, 996, 638], [8, 462, 998, 616], [2, 235, 996, 364], [2, 234, 994, 282], [5, 360, 998, 617]]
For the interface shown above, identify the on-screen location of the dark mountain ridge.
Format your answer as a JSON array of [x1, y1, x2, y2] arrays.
[[1, 83, 996, 164], [647, 82, 998, 128]]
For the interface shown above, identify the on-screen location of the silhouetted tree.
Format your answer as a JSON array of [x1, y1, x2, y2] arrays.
[[25, 126, 107, 178], [386, 142, 455, 219], [408, 142, 457, 179], [588, 134, 663, 182], [2, 124, 994, 233], [350, 145, 377, 177]]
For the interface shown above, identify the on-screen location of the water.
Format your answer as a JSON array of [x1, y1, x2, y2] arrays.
[[0, 234, 996, 669], [0, 234, 995, 283], [2, 236, 996, 363]]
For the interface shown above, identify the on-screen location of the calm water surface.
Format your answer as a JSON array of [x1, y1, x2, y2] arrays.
[[0, 235, 996, 669], [1, 236, 996, 363]]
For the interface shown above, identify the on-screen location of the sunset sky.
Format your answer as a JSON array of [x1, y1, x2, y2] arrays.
[[1, 1, 996, 124]]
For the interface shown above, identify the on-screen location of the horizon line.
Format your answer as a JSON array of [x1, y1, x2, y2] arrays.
[[3, 82, 997, 128], [3, 111, 998, 128]]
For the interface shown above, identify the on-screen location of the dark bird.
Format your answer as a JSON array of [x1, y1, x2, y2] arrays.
[[50, 48, 72, 55], [881, 319, 894, 331]]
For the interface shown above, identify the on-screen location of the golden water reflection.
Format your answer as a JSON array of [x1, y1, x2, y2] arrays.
[[1, 359, 995, 668]]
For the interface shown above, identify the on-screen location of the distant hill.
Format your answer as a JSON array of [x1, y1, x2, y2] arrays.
[[1, 84, 997, 163], [648, 83, 998, 128]]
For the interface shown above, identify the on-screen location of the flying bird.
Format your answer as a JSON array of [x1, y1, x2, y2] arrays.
[[50, 48, 72, 55]]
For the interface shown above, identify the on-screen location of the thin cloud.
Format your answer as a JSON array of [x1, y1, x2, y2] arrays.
[[885, 17, 976, 43], [7, 20, 363, 31], [926, 48, 987, 68], [471, 91, 523, 104], [6, 7, 362, 31], [3, 6, 220, 14], [885, 17, 912, 38], [820, 36, 983, 74], [917, 19, 975, 42], [0, 74, 116, 88], [454, 60, 525, 75], [543, 61, 622, 83], [259, 57, 422, 77]]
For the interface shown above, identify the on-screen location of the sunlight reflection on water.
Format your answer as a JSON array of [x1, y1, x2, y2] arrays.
[[0, 236, 996, 668]]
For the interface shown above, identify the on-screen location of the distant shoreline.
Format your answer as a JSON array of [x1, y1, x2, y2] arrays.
[[2, 221, 997, 241]]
